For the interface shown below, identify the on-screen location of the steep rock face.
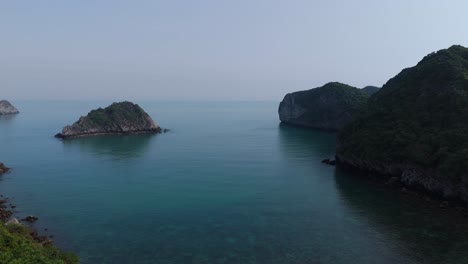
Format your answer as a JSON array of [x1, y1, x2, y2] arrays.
[[337, 45, 468, 204], [0, 100, 19, 115], [55, 101, 161, 139], [278, 82, 369, 131], [361, 86, 380, 95]]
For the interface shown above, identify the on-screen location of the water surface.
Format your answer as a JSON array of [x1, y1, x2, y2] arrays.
[[0, 101, 467, 264]]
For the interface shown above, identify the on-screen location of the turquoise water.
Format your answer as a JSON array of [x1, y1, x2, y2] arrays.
[[1, 101, 468, 264]]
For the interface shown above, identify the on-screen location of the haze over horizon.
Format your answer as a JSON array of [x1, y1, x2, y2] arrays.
[[2, 0, 468, 101]]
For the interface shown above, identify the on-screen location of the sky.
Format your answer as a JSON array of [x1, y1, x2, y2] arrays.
[[1, 0, 468, 101]]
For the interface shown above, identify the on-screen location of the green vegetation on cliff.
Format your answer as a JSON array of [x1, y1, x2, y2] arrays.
[[279, 82, 369, 130], [0, 222, 78, 264], [338, 45, 468, 181], [361, 86, 380, 95], [86, 102, 150, 128], [0, 161, 77, 263]]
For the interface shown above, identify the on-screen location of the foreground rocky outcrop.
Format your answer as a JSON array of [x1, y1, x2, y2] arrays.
[[55, 101, 162, 139], [278, 82, 369, 131], [337, 45, 468, 205], [0, 166, 77, 262], [0, 100, 19, 115], [0, 197, 78, 263]]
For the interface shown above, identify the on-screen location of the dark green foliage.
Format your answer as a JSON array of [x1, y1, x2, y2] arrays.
[[338, 45, 468, 180], [292, 82, 368, 110], [284, 82, 369, 126], [85, 102, 149, 128], [0, 223, 78, 264], [361, 86, 380, 95]]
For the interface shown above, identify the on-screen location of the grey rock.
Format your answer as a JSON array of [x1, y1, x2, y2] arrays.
[[22, 215, 39, 223], [0, 100, 19, 115], [5, 218, 20, 225]]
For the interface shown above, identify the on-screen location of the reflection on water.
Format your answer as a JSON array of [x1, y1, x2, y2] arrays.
[[0, 114, 17, 121], [334, 168, 468, 264], [61, 134, 156, 159], [277, 123, 336, 160], [0, 114, 18, 126]]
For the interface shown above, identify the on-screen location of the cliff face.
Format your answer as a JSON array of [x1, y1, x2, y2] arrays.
[[0, 100, 19, 115], [278, 82, 369, 131], [55, 101, 161, 139], [337, 45, 468, 204]]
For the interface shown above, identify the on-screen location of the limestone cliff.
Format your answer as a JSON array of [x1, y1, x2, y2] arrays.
[[337, 45, 468, 205], [278, 82, 369, 131]]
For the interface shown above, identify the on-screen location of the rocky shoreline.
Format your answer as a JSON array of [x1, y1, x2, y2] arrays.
[[0, 163, 78, 262], [55, 128, 168, 139], [331, 156, 468, 212], [0, 164, 51, 244], [0, 197, 52, 245]]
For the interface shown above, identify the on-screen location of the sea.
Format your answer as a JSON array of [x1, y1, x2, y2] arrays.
[[1, 101, 467, 264]]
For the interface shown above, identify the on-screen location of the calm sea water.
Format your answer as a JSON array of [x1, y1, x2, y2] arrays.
[[1, 101, 468, 264]]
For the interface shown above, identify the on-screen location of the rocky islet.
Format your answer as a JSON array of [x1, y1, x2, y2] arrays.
[[55, 101, 163, 139]]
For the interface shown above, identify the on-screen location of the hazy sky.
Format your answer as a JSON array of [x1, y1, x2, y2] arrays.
[[1, 0, 468, 101]]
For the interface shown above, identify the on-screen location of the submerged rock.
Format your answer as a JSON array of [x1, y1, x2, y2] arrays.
[[55, 101, 162, 139], [278, 82, 369, 131], [0, 100, 19, 115], [22, 215, 39, 223], [322, 158, 336, 166]]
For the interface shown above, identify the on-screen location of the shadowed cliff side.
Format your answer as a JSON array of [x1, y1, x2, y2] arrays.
[[278, 82, 369, 131]]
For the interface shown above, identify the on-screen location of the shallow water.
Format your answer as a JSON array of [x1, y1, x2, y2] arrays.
[[1, 101, 467, 264]]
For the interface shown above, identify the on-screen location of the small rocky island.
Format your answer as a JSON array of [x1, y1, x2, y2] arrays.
[[0, 100, 19, 115], [337, 45, 468, 205], [55, 101, 162, 139], [278, 82, 369, 131]]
